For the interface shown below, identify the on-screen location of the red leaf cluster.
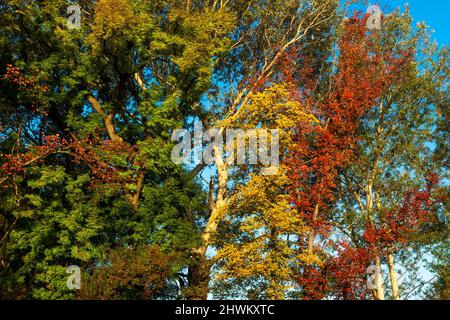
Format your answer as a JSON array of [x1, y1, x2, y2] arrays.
[[3, 64, 49, 115], [363, 173, 442, 250], [0, 134, 140, 189]]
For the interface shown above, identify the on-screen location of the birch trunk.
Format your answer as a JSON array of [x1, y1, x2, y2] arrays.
[[375, 253, 385, 300], [387, 252, 400, 300], [366, 183, 385, 300]]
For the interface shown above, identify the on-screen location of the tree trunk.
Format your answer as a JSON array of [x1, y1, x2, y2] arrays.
[[187, 145, 228, 299], [374, 254, 385, 300], [131, 172, 145, 210], [307, 203, 319, 255], [365, 180, 385, 300], [387, 252, 400, 300], [87, 95, 123, 143], [88, 95, 147, 211]]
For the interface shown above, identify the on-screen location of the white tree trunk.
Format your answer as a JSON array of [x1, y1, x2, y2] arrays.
[[387, 252, 400, 300], [375, 254, 385, 300]]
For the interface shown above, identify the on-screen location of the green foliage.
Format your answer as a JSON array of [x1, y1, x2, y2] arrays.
[[0, 0, 210, 299]]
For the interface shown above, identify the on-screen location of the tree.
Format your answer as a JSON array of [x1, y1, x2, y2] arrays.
[[0, 0, 208, 299], [333, 9, 449, 300], [185, 0, 340, 299], [211, 84, 317, 299], [0, 0, 447, 300], [285, 14, 412, 299]]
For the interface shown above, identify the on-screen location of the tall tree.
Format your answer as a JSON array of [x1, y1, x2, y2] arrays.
[[0, 0, 210, 299], [286, 14, 412, 299], [334, 9, 449, 300]]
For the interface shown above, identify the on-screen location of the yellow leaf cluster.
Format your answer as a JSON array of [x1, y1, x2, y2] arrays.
[[88, 0, 154, 57], [223, 84, 318, 147], [214, 168, 308, 299]]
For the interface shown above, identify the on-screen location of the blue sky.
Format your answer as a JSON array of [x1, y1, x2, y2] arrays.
[[376, 0, 449, 45]]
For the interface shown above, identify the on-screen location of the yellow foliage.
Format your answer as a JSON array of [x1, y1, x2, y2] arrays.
[[168, 8, 236, 71], [224, 84, 318, 126], [213, 84, 320, 299], [298, 252, 324, 268], [88, 0, 154, 57], [214, 168, 308, 299], [222, 84, 318, 148]]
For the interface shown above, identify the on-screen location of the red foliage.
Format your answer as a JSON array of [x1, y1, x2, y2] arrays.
[[289, 16, 410, 218], [297, 241, 374, 300], [3, 64, 49, 115], [363, 173, 442, 250], [0, 134, 140, 189], [284, 17, 413, 299]]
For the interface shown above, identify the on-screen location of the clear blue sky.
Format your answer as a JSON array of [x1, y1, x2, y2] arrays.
[[377, 0, 449, 45]]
